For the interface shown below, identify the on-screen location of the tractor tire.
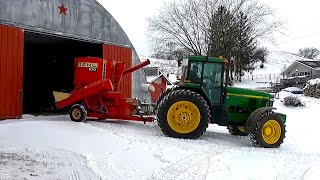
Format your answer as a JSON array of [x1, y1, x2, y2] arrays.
[[69, 104, 87, 122], [155, 87, 176, 113], [227, 125, 249, 136], [249, 112, 286, 148], [157, 89, 211, 139]]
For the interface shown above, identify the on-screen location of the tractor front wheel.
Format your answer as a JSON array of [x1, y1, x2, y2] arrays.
[[70, 104, 87, 122], [227, 125, 248, 136], [157, 89, 211, 139], [250, 113, 286, 148]]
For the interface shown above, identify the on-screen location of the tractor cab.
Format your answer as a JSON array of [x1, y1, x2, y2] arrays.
[[180, 56, 227, 105], [178, 56, 229, 125]]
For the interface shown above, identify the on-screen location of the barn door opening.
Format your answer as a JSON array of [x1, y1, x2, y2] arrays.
[[23, 31, 102, 114], [0, 24, 24, 119]]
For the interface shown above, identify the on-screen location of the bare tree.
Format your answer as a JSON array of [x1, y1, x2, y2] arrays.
[[147, 0, 217, 58], [147, 0, 283, 60], [298, 47, 320, 59]]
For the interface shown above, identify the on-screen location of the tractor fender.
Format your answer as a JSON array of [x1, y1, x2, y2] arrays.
[[245, 107, 276, 133]]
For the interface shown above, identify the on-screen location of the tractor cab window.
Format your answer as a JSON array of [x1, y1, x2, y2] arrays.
[[187, 61, 202, 84], [203, 62, 223, 104], [180, 58, 189, 81]]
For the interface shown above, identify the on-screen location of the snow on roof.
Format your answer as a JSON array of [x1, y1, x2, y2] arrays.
[[297, 60, 320, 69], [146, 76, 158, 83], [145, 73, 173, 85]]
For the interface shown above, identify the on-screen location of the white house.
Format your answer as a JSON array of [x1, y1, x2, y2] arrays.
[[282, 60, 320, 78]]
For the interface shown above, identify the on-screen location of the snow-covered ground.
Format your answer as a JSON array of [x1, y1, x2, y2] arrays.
[[1, 92, 320, 179], [1, 51, 320, 179]]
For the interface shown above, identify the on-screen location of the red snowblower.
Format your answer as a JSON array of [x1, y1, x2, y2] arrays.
[[54, 57, 154, 123]]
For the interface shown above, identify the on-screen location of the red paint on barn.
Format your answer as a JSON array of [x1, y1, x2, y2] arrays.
[[0, 24, 24, 119], [103, 44, 132, 98]]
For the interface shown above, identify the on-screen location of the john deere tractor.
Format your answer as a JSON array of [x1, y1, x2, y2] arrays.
[[156, 55, 286, 148]]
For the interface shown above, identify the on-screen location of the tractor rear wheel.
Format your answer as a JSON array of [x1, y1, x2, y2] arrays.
[[70, 104, 87, 122], [155, 87, 175, 114], [227, 125, 249, 136], [250, 113, 286, 148], [157, 89, 211, 139]]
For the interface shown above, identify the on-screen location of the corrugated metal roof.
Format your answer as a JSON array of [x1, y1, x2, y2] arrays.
[[297, 60, 320, 69], [0, 0, 132, 47]]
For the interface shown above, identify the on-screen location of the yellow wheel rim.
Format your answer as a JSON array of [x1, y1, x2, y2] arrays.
[[167, 101, 201, 134], [72, 109, 81, 120], [238, 126, 246, 132], [262, 120, 281, 144]]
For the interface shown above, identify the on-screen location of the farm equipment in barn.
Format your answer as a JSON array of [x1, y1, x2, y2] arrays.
[[156, 55, 287, 148], [54, 57, 153, 123]]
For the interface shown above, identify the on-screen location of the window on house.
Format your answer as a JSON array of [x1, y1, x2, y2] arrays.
[[144, 68, 158, 76]]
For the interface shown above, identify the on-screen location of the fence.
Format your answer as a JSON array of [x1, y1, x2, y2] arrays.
[[241, 73, 281, 83], [280, 75, 320, 87]]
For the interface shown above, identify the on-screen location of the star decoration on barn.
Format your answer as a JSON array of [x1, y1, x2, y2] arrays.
[[58, 4, 68, 15]]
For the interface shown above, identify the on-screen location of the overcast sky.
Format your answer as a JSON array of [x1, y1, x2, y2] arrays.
[[98, 0, 320, 57]]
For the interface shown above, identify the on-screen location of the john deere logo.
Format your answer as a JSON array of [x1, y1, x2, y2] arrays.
[[78, 62, 98, 72]]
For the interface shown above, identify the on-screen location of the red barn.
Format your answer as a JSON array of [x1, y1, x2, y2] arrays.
[[0, 0, 150, 120], [144, 67, 172, 103]]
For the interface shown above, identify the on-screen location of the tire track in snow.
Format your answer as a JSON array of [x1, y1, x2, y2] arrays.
[[0, 145, 99, 180], [86, 121, 215, 179], [65, 161, 80, 180], [86, 121, 320, 179], [42, 147, 99, 180], [87, 153, 129, 180], [150, 152, 213, 180]]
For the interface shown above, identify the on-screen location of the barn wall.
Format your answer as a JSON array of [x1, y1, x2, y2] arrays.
[[0, 24, 24, 119], [103, 44, 132, 98]]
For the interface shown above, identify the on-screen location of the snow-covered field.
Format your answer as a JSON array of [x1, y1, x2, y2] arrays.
[[1, 92, 320, 180], [251, 51, 304, 75], [1, 51, 320, 179]]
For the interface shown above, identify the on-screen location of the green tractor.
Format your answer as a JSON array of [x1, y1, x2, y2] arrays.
[[156, 55, 286, 148]]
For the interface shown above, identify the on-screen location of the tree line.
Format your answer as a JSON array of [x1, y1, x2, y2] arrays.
[[147, 0, 282, 81]]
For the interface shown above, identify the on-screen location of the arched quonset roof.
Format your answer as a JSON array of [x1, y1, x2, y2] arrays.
[[0, 0, 151, 102], [0, 0, 132, 47]]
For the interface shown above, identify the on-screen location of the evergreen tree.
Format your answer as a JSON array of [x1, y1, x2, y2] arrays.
[[233, 12, 256, 81], [208, 6, 235, 59], [208, 6, 236, 80]]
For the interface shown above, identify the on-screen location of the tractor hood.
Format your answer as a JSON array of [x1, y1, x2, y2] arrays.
[[227, 87, 273, 99]]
